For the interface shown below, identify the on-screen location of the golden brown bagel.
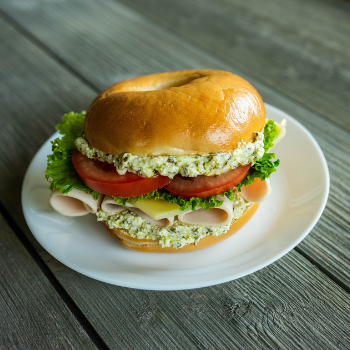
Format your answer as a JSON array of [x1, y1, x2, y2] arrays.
[[103, 202, 259, 253], [85, 69, 265, 156]]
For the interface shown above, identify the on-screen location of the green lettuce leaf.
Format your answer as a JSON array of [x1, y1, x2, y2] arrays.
[[236, 119, 280, 191], [236, 153, 280, 191], [45, 111, 101, 200], [114, 188, 235, 211], [263, 119, 279, 151]]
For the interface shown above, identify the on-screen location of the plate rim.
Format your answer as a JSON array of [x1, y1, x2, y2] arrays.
[[21, 104, 330, 290]]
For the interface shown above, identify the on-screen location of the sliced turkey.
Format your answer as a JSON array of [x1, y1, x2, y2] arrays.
[[240, 178, 271, 203], [128, 208, 174, 227], [178, 196, 234, 227], [49, 189, 103, 216], [101, 196, 173, 227], [101, 195, 135, 213]]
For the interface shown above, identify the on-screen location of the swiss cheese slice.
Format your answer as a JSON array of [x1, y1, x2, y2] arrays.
[[131, 197, 190, 220]]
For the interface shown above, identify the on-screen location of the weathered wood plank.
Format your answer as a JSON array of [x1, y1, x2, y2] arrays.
[[0, 1, 350, 349], [0, 13, 96, 258], [251, 87, 350, 291], [0, 214, 97, 350], [48, 249, 350, 349], [1, 0, 349, 287], [117, 0, 350, 133]]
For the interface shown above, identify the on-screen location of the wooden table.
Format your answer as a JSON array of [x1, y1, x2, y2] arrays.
[[1, 0, 350, 348]]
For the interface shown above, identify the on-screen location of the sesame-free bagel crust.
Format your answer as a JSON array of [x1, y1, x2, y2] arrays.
[[85, 69, 266, 156]]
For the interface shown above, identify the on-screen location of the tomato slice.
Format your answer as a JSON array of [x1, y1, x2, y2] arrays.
[[72, 150, 172, 197], [164, 164, 251, 198]]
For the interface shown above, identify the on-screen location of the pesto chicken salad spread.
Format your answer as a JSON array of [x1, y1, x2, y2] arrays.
[[97, 188, 249, 249], [75, 132, 265, 178], [45, 112, 280, 248]]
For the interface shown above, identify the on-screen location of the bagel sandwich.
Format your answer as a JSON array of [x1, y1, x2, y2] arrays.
[[46, 69, 285, 252]]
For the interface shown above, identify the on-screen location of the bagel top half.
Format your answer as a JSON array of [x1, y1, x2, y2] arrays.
[[84, 69, 266, 156]]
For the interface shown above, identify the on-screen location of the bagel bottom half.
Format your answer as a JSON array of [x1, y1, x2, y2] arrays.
[[102, 202, 259, 253]]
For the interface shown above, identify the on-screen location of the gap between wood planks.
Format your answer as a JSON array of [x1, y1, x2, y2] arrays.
[[0, 200, 109, 350], [0, 0, 349, 310], [1, 5, 349, 141], [0, 9, 101, 95], [3, 1, 350, 143], [294, 246, 350, 294]]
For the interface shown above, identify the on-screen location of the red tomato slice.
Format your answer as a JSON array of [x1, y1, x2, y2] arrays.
[[72, 150, 171, 197], [164, 164, 251, 198]]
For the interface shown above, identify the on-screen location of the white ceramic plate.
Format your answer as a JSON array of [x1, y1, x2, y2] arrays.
[[22, 104, 329, 290]]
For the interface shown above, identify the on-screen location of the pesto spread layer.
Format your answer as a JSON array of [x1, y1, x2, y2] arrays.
[[96, 191, 250, 249], [75, 132, 264, 178]]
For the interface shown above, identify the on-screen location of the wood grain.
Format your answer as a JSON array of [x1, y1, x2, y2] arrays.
[[1, 0, 349, 287], [0, 213, 96, 350], [0, 0, 350, 348], [0, 13, 95, 258], [49, 250, 350, 349], [117, 0, 350, 133]]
